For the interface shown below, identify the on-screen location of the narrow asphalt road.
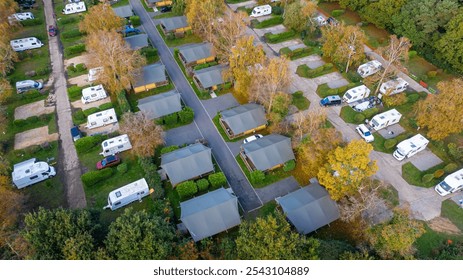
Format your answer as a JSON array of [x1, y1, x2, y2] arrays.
[[130, 0, 262, 212]]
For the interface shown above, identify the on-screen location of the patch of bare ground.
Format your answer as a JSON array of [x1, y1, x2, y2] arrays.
[[428, 217, 461, 235]]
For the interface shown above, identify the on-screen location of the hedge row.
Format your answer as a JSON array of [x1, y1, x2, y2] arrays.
[[175, 172, 228, 200], [253, 16, 283, 29], [13, 114, 52, 127], [60, 16, 78, 25], [129, 16, 141, 27], [61, 29, 83, 39], [193, 61, 218, 71], [67, 63, 87, 74], [138, 157, 163, 199], [297, 63, 334, 78], [117, 90, 131, 113], [161, 145, 179, 155], [75, 134, 106, 154], [265, 30, 296, 44], [160, 106, 194, 126], [81, 168, 113, 187], [21, 18, 43, 26], [64, 44, 86, 57], [280, 47, 317, 61]]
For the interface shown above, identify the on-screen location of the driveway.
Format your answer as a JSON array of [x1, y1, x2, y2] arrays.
[[255, 176, 300, 204], [14, 126, 59, 150], [201, 93, 239, 118], [71, 98, 111, 110], [164, 122, 202, 146], [268, 39, 303, 53], [409, 150, 443, 171], [14, 100, 55, 120], [253, 24, 287, 37]]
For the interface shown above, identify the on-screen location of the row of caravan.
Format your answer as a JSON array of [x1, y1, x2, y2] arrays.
[[342, 78, 409, 104]]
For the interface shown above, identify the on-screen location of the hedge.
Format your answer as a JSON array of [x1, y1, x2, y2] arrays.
[[64, 44, 86, 56], [283, 159, 296, 172], [75, 134, 105, 154], [81, 168, 113, 187], [297, 63, 335, 78], [83, 107, 100, 117], [68, 86, 83, 100], [265, 30, 296, 44], [21, 18, 43, 26], [73, 110, 85, 123], [362, 107, 379, 119], [161, 145, 179, 154], [384, 139, 397, 150], [117, 163, 128, 174], [129, 16, 141, 27], [176, 180, 198, 199], [407, 93, 420, 104], [140, 47, 157, 59], [75, 63, 87, 72], [354, 113, 365, 123], [61, 29, 83, 39], [332, 9, 345, 17], [444, 163, 459, 173], [250, 170, 265, 185], [178, 106, 194, 124], [163, 113, 178, 126], [117, 90, 131, 113], [272, 6, 283, 15], [208, 172, 227, 189], [196, 179, 209, 192], [193, 61, 219, 71], [138, 157, 163, 199], [253, 16, 283, 28]]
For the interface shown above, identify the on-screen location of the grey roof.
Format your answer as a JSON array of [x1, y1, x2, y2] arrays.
[[177, 43, 213, 64], [134, 63, 167, 87], [112, 5, 134, 18], [161, 143, 214, 186], [160, 16, 189, 32], [276, 184, 340, 234], [138, 90, 182, 119], [147, 0, 162, 3], [193, 65, 227, 89], [124, 34, 148, 50], [180, 188, 241, 242], [243, 134, 295, 171], [221, 104, 267, 135]]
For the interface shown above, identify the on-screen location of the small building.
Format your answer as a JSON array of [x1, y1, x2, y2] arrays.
[[275, 183, 340, 234], [159, 16, 191, 35], [193, 65, 228, 91], [180, 188, 241, 242], [112, 5, 134, 18], [177, 43, 215, 67], [137, 90, 182, 119], [241, 134, 295, 172], [161, 143, 214, 186], [124, 34, 149, 50], [219, 104, 267, 139], [133, 63, 168, 93], [146, 0, 172, 8]]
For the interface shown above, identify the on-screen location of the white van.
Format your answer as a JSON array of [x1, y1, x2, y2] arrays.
[[88, 67, 103, 82], [16, 80, 43, 94], [62, 2, 86, 15], [435, 168, 463, 196], [81, 84, 108, 104], [104, 178, 150, 211], [10, 37, 44, 52], [250, 5, 272, 18], [85, 108, 118, 130], [380, 77, 409, 95], [393, 134, 429, 161], [100, 134, 132, 157], [343, 85, 370, 103], [12, 158, 56, 189]]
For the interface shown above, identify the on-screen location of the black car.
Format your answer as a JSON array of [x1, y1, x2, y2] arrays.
[[160, 6, 172, 13]]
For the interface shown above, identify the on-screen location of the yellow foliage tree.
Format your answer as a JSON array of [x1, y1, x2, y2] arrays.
[[211, 10, 248, 63], [283, 0, 317, 32], [0, 0, 19, 77], [185, 0, 224, 42], [79, 4, 124, 34]]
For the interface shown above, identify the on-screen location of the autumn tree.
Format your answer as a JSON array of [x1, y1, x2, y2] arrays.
[[283, 0, 318, 32], [79, 4, 124, 34], [0, 0, 18, 23], [0, 40, 18, 77], [0, 78, 13, 105], [172, 0, 187, 14], [292, 109, 327, 145], [185, 0, 224, 42], [119, 111, 165, 157], [0, 0, 19, 77], [211, 10, 248, 63]]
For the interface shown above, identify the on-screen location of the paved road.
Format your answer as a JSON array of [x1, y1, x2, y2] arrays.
[[44, 0, 86, 208], [130, 0, 263, 212]]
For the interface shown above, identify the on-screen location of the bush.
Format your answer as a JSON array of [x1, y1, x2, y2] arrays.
[[117, 163, 128, 174], [427, 71, 437, 78], [138, 157, 163, 199], [196, 179, 209, 192], [409, 50, 418, 59], [37, 66, 51, 76], [283, 159, 296, 172], [250, 170, 265, 185], [362, 108, 379, 119], [384, 139, 398, 150], [99, 102, 113, 111], [178, 106, 194, 124], [64, 44, 86, 56], [13, 119, 27, 127], [68, 86, 83, 99], [448, 143, 463, 160], [444, 163, 459, 173], [67, 65, 76, 73], [129, 16, 141, 26], [73, 110, 85, 123], [406, 93, 420, 104], [434, 169, 445, 179], [81, 168, 113, 187], [61, 29, 83, 39], [272, 6, 283, 15], [140, 47, 157, 59], [422, 173, 435, 183], [163, 113, 178, 126], [265, 30, 296, 44], [346, 71, 362, 83], [83, 107, 99, 117], [176, 181, 198, 199], [21, 18, 42, 26], [323, 63, 334, 70], [75, 63, 87, 72], [75, 134, 105, 154], [354, 113, 365, 123], [161, 145, 179, 154], [208, 172, 227, 189], [332, 9, 345, 17], [117, 90, 131, 113]]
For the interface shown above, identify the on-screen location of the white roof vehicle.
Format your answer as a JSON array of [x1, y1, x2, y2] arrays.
[[355, 124, 374, 143], [85, 108, 117, 130], [343, 85, 370, 103], [250, 5, 272, 18], [435, 168, 463, 196], [9, 12, 34, 22], [104, 178, 150, 211], [62, 2, 86, 15], [81, 84, 107, 104], [243, 134, 263, 144], [380, 77, 409, 95], [357, 60, 382, 78], [393, 134, 429, 161], [369, 109, 402, 131], [12, 158, 56, 189], [100, 134, 132, 157], [10, 37, 44, 51], [16, 80, 43, 93]]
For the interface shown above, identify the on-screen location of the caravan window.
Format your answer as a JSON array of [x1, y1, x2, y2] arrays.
[[34, 82, 39, 87], [114, 202, 121, 206], [115, 191, 122, 198], [96, 113, 102, 117], [30, 175, 38, 180], [117, 145, 123, 149]]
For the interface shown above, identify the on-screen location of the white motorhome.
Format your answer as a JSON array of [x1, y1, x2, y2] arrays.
[[87, 67, 103, 82], [343, 85, 371, 103], [85, 108, 117, 130], [104, 178, 150, 211], [81, 84, 107, 104], [380, 77, 409, 95], [9, 12, 35, 22], [369, 109, 402, 131], [250, 5, 272, 17], [12, 158, 56, 189], [100, 134, 132, 157], [435, 168, 463, 196], [62, 2, 86, 15], [393, 134, 429, 161], [16, 80, 43, 93], [10, 37, 44, 52], [357, 60, 382, 78]]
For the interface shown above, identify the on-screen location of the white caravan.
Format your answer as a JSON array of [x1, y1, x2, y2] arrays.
[[9, 12, 35, 22], [16, 80, 43, 93], [81, 84, 107, 104], [12, 158, 56, 189], [10, 37, 44, 51], [104, 178, 150, 210], [393, 134, 429, 161], [369, 109, 402, 131], [435, 168, 463, 196], [379, 77, 409, 95], [100, 134, 132, 157], [62, 2, 86, 15], [250, 5, 272, 17], [88, 67, 103, 82], [343, 85, 371, 103], [357, 60, 382, 78], [85, 108, 117, 129]]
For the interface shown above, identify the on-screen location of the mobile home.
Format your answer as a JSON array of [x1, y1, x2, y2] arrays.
[[81, 84, 107, 104], [9, 12, 34, 22], [357, 60, 382, 78], [104, 178, 150, 210], [100, 134, 132, 157], [369, 109, 402, 131], [393, 134, 429, 161], [16, 80, 43, 93], [87, 67, 103, 82], [343, 85, 370, 103], [12, 158, 56, 189], [85, 108, 117, 130], [379, 78, 409, 95], [435, 168, 463, 196], [62, 2, 86, 15], [250, 5, 272, 17], [10, 37, 44, 51]]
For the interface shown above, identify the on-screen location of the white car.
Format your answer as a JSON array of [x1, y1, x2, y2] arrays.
[[355, 124, 374, 143], [243, 134, 263, 144]]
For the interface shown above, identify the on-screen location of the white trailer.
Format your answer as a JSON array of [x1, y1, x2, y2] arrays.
[[357, 60, 382, 78], [250, 5, 272, 17], [62, 2, 86, 15], [380, 77, 409, 95], [343, 85, 370, 103], [100, 134, 132, 157], [88, 67, 103, 82], [85, 108, 117, 130], [104, 178, 150, 210], [81, 84, 108, 104], [393, 134, 429, 161], [369, 109, 402, 131], [12, 158, 56, 189], [10, 37, 44, 52], [16, 80, 43, 93], [9, 12, 35, 22], [435, 168, 463, 196]]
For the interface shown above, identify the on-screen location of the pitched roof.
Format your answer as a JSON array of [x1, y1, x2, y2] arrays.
[[177, 43, 213, 64], [112, 5, 133, 18], [134, 63, 167, 87], [160, 16, 189, 32], [180, 188, 241, 242], [124, 34, 148, 50], [138, 90, 182, 119], [161, 143, 214, 186], [242, 134, 295, 171], [221, 104, 267, 135], [276, 184, 340, 234], [193, 65, 227, 89]]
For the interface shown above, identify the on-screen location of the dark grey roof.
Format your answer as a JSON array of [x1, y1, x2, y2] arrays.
[[276, 184, 340, 234], [124, 34, 148, 50], [160, 16, 189, 32], [243, 134, 295, 171], [134, 63, 167, 87], [193, 65, 227, 89], [112, 5, 134, 18], [221, 104, 267, 135], [180, 188, 241, 242], [138, 90, 182, 119], [161, 143, 214, 186], [177, 43, 213, 64], [147, 0, 161, 3]]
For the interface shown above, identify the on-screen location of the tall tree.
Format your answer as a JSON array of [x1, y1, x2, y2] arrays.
[[0, 0, 19, 77], [0, 0, 18, 23], [211, 10, 248, 63], [338, 0, 369, 11], [79, 4, 124, 34], [283, 0, 317, 32], [434, 9, 463, 73], [172, 0, 187, 14], [292, 109, 327, 144], [185, 0, 224, 42], [0, 40, 18, 77], [361, 0, 407, 30]]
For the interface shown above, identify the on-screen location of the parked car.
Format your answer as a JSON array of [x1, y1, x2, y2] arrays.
[[96, 155, 121, 170], [355, 124, 374, 143], [70, 125, 82, 142], [319, 95, 342, 107], [160, 6, 172, 13], [48, 25, 57, 37], [243, 134, 263, 144]]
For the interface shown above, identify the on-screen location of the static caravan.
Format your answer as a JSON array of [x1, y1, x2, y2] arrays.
[[379, 78, 409, 95], [85, 108, 117, 130], [100, 134, 132, 157], [9, 12, 35, 21], [104, 178, 150, 210], [81, 84, 107, 104], [357, 60, 382, 78], [12, 158, 56, 189], [393, 134, 429, 161], [369, 109, 402, 131], [87, 67, 103, 82], [10, 37, 44, 52], [62, 2, 86, 15], [435, 168, 463, 196], [343, 85, 370, 103], [250, 5, 272, 17], [16, 80, 43, 93]]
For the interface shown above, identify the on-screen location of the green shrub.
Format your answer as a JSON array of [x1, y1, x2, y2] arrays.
[[99, 102, 113, 111], [21, 18, 42, 26], [37, 66, 51, 76], [222, 81, 232, 90], [161, 145, 179, 154], [73, 109, 85, 123], [138, 157, 163, 199], [13, 119, 27, 127], [332, 9, 345, 17], [64, 44, 86, 56], [196, 179, 209, 192], [117, 163, 128, 174], [408, 50, 417, 58], [418, 91, 428, 98], [117, 90, 131, 113], [422, 173, 434, 183], [254, 16, 283, 28], [326, 88, 338, 96], [61, 29, 83, 39], [265, 30, 296, 44], [81, 168, 113, 187], [427, 71, 437, 78], [68, 86, 83, 100], [67, 65, 76, 73], [176, 180, 198, 199], [178, 106, 194, 124], [129, 16, 141, 26], [163, 113, 178, 126], [208, 172, 227, 189], [140, 47, 157, 59], [75, 63, 87, 72], [444, 163, 459, 173], [272, 6, 283, 15], [27, 116, 39, 123], [406, 93, 420, 104], [250, 170, 265, 185], [384, 139, 398, 150], [346, 71, 362, 83], [354, 113, 365, 123], [75, 134, 105, 154], [60, 16, 78, 25], [434, 169, 445, 178], [448, 143, 463, 160], [83, 107, 99, 117], [362, 108, 379, 119], [283, 159, 296, 172]]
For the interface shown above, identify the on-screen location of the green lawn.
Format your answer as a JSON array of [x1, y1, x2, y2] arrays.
[[126, 83, 174, 111], [291, 91, 310, 111], [156, 25, 203, 47], [441, 200, 463, 232], [235, 155, 291, 189], [370, 131, 414, 153], [153, 12, 183, 19], [415, 223, 463, 259], [401, 162, 447, 188]]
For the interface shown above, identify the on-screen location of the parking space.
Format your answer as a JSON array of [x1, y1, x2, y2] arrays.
[[14, 100, 55, 120], [14, 126, 59, 150], [71, 98, 111, 110], [79, 122, 120, 137], [376, 124, 406, 139], [164, 122, 202, 146], [311, 71, 345, 85], [409, 150, 443, 171], [327, 78, 349, 89], [253, 24, 287, 37], [201, 93, 239, 118], [268, 39, 303, 54]]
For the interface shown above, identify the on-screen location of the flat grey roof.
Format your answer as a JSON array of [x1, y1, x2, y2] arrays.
[[138, 90, 182, 119], [193, 65, 227, 89], [124, 34, 148, 50], [112, 5, 134, 18], [242, 134, 295, 171], [221, 104, 267, 135], [160, 16, 189, 32], [177, 43, 213, 64], [134, 63, 167, 87]]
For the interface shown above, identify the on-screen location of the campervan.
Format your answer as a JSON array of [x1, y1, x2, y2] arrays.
[[85, 108, 117, 130], [343, 85, 370, 103], [319, 95, 341, 107], [87, 67, 103, 82], [81, 84, 107, 104], [379, 78, 409, 95], [393, 134, 429, 161], [12, 158, 56, 189], [435, 168, 463, 196], [16, 80, 43, 93], [9, 12, 34, 22], [10, 37, 44, 51], [62, 2, 86, 15], [369, 109, 402, 131], [250, 5, 272, 17], [104, 178, 150, 211], [99, 134, 132, 157], [357, 60, 382, 78]]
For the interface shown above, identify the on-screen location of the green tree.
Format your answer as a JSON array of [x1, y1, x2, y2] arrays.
[[338, 0, 369, 11], [283, 0, 317, 32], [172, 0, 187, 14], [361, 0, 407, 30], [434, 9, 463, 73]]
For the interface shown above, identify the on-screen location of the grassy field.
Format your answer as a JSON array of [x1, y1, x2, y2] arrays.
[[415, 223, 463, 259], [441, 200, 463, 232], [291, 91, 310, 111], [401, 162, 447, 188]]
